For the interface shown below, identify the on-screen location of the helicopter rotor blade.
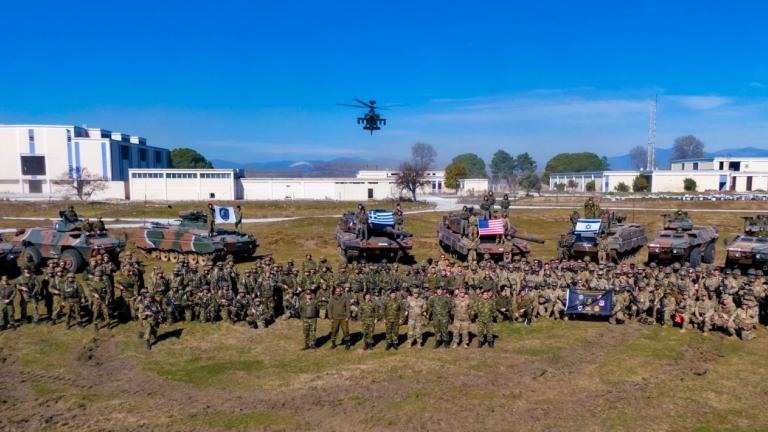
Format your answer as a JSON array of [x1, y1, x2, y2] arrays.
[[338, 103, 368, 108], [353, 98, 373, 108]]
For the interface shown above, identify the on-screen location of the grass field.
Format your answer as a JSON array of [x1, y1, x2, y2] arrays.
[[1, 198, 767, 431]]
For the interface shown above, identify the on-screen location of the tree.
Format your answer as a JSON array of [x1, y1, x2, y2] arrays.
[[601, 156, 610, 170], [672, 135, 705, 161], [489, 150, 516, 189], [543, 152, 606, 181], [515, 152, 537, 173], [586, 180, 596, 192], [629, 146, 648, 170], [411, 142, 437, 169], [518, 171, 541, 195], [53, 168, 109, 201], [396, 161, 429, 201], [684, 178, 697, 192], [444, 162, 468, 190], [632, 175, 649, 192], [554, 183, 566, 192], [614, 182, 630, 193], [171, 148, 213, 168], [567, 179, 578, 190], [452, 153, 487, 178]]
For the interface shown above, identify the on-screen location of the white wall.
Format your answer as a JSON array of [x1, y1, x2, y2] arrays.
[[129, 169, 237, 201], [241, 178, 401, 201]]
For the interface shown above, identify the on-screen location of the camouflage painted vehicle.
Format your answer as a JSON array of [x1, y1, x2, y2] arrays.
[[0, 242, 20, 277], [646, 210, 719, 267], [559, 212, 647, 263], [336, 210, 413, 263], [13, 216, 124, 272], [724, 215, 768, 270], [437, 208, 544, 261], [134, 211, 257, 265]]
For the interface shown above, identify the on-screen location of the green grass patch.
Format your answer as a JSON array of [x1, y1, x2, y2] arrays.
[[179, 410, 306, 431]]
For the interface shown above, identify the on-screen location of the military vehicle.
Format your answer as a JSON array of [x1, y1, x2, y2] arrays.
[[724, 215, 768, 270], [0, 241, 20, 276], [646, 210, 719, 267], [336, 209, 413, 263], [13, 215, 124, 272], [559, 212, 647, 263], [134, 211, 257, 265], [437, 208, 544, 261]]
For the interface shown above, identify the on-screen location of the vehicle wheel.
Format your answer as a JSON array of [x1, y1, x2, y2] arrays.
[[689, 248, 702, 268], [187, 253, 198, 265], [60, 249, 84, 273], [160, 251, 170, 262], [22, 246, 43, 271], [703, 243, 715, 264], [169, 251, 179, 262], [724, 257, 735, 269]]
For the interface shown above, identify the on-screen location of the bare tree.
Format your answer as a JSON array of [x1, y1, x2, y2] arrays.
[[395, 161, 429, 201], [629, 145, 648, 170], [53, 168, 108, 201], [411, 142, 437, 169], [672, 135, 705, 161]]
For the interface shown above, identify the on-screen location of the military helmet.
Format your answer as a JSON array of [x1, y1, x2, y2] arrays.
[[94, 270, 103, 276], [67, 272, 76, 279]]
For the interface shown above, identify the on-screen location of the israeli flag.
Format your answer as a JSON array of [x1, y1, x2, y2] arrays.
[[574, 219, 602, 234], [214, 206, 237, 224], [368, 210, 395, 226]]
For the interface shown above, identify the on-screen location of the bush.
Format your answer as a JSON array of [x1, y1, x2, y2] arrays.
[[632, 175, 649, 192], [586, 180, 596, 192], [554, 183, 566, 192], [684, 178, 697, 192], [614, 182, 630, 193]]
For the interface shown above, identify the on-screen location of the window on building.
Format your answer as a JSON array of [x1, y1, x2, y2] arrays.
[[719, 161, 724, 170], [692, 162, 699, 170], [21, 155, 46, 175], [681, 163, 685, 170], [140, 148, 147, 162], [209, 193, 216, 199], [747, 176, 753, 191], [28, 180, 43, 193], [131, 172, 164, 179], [167, 173, 198, 179], [200, 173, 231, 179], [121, 146, 130, 160], [66, 129, 72, 143], [155, 151, 162, 164]]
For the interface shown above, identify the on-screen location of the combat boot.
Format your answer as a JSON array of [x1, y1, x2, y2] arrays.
[[477, 337, 485, 348], [302, 344, 310, 351], [385, 343, 392, 351], [145, 340, 152, 351], [434, 339, 442, 349], [345, 341, 351, 351], [443, 340, 450, 349], [331, 342, 337, 350], [49, 319, 56, 326], [393, 342, 398, 351], [488, 339, 495, 349]]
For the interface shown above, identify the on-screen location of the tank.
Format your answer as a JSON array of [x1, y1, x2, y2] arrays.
[[0, 242, 20, 277], [437, 207, 544, 261], [560, 212, 647, 263], [336, 210, 413, 263], [724, 215, 768, 270], [646, 210, 719, 267], [134, 211, 257, 265], [12, 215, 125, 273]]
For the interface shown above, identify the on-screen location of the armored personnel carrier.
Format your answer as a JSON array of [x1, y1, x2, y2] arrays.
[[12, 214, 124, 272], [437, 207, 543, 261], [725, 215, 768, 270], [336, 209, 413, 263], [134, 211, 257, 265], [559, 212, 647, 263], [646, 210, 718, 267]]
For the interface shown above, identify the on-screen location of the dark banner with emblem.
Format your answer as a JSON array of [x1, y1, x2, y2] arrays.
[[565, 289, 612, 315]]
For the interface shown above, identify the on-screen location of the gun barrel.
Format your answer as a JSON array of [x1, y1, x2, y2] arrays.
[[513, 234, 545, 244]]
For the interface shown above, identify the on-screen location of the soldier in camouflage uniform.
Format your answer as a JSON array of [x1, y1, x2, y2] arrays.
[[427, 286, 453, 348], [358, 292, 378, 350], [139, 291, 162, 350], [475, 289, 498, 348], [452, 287, 473, 348], [16, 267, 41, 324], [247, 296, 268, 329], [405, 288, 427, 347], [383, 290, 402, 350], [207, 203, 216, 236], [90, 271, 113, 331], [0, 276, 17, 330], [60, 273, 84, 329], [299, 290, 319, 350]]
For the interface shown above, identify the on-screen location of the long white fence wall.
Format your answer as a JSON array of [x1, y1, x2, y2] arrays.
[[241, 178, 400, 201]]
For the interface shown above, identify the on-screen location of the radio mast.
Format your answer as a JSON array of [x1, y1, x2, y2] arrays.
[[646, 95, 657, 171]]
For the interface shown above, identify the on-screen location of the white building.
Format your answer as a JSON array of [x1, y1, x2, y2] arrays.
[[549, 156, 768, 193], [129, 168, 241, 201], [0, 124, 170, 196]]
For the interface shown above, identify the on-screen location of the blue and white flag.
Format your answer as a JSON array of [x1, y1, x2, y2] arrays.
[[214, 206, 237, 224], [368, 210, 394, 226], [574, 219, 602, 234]]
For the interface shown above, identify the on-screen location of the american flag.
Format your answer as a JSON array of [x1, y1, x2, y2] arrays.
[[478, 218, 505, 236]]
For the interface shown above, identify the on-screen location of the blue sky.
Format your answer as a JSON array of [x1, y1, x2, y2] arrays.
[[2, 0, 767, 167]]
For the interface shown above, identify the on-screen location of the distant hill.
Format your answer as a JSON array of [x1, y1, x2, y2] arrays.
[[210, 157, 402, 178], [605, 146, 768, 170]]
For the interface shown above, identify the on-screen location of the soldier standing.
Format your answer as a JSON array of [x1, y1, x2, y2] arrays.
[[479, 195, 491, 220], [60, 273, 84, 329], [139, 291, 162, 350], [90, 270, 113, 331], [327, 287, 351, 350], [247, 296, 268, 329], [358, 293, 378, 350], [299, 290, 319, 350], [427, 286, 453, 348], [394, 204, 405, 232], [16, 267, 41, 324], [0, 276, 17, 331], [459, 205, 471, 237], [234, 205, 243, 232], [500, 194, 511, 219], [94, 216, 106, 233], [207, 203, 216, 236], [469, 213, 479, 240], [405, 288, 427, 347], [356, 205, 369, 240], [452, 287, 473, 348], [475, 289, 498, 348], [383, 290, 402, 350]]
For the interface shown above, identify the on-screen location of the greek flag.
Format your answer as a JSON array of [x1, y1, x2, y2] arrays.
[[574, 219, 602, 234], [368, 210, 394, 226], [214, 206, 237, 224]]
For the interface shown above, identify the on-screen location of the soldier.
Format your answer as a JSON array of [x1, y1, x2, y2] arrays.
[[63, 205, 79, 223], [383, 289, 402, 350], [60, 273, 84, 329], [207, 203, 216, 236], [327, 287, 351, 350], [459, 205, 471, 237], [569, 210, 581, 231], [299, 290, 319, 350], [500, 194, 511, 219], [90, 270, 113, 331], [115, 266, 139, 321], [234, 205, 243, 232], [468, 212, 479, 240], [358, 292, 378, 350], [479, 195, 491, 220], [475, 289, 498, 348], [139, 291, 162, 350], [394, 204, 405, 232], [82, 217, 94, 233], [0, 276, 17, 331], [16, 267, 41, 324], [467, 236, 480, 264], [218, 283, 236, 324], [734, 303, 757, 340], [247, 296, 268, 329], [452, 287, 473, 348], [427, 286, 453, 348], [356, 204, 369, 240], [195, 287, 216, 323], [94, 216, 106, 233], [405, 288, 427, 348]]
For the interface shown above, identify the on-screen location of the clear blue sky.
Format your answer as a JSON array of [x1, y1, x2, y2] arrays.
[[2, 0, 767, 167]]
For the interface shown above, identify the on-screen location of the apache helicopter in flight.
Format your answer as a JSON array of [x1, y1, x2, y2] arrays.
[[338, 98, 388, 134]]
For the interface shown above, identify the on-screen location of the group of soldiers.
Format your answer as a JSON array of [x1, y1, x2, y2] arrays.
[[354, 202, 406, 240]]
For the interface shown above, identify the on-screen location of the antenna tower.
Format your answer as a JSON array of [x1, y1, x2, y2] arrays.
[[646, 95, 657, 171]]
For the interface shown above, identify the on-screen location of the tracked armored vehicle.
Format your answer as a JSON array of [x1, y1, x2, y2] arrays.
[[12, 215, 124, 272], [437, 207, 544, 261], [646, 210, 719, 267], [560, 212, 647, 263], [725, 215, 768, 270], [336, 209, 413, 263], [134, 211, 257, 265]]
